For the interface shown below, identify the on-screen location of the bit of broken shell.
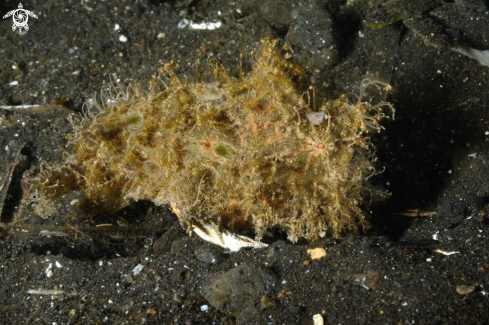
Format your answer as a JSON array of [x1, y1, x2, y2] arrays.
[[307, 247, 326, 260], [191, 221, 268, 252], [171, 202, 267, 252], [456, 285, 475, 295], [435, 249, 460, 256], [313, 314, 324, 325]]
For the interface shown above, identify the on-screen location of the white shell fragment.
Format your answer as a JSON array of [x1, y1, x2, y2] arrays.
[[435, 249, 460, 256], [191, 222, 268, 252], [45, 263, 53, 277], [306, 111, 326, 125], [132, 264, 144, 276], [190, 21, 222, 30], [177, 19, 189, 29], [200, 304, 209, 312], [313, 314, 324, 325], [432, 231, 439, 241], [27, 289, 66, 295], [0, 104, 40, 110]]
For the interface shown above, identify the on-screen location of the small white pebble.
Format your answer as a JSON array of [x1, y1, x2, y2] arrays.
[[432, 232, 439, 241], [9, 81, 19, 86], [313, 314, 324, 325], [200, 305, 209, 312], [45, 263, 53, 277], [132, 264, 144, 275], [114, 24, 120, 31], [157, 32, 165, 39], [119, 34, 128, 42], [178, 19, 189, 29], [447, 170, 452, 174]]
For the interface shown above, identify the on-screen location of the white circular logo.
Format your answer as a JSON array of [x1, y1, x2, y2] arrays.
[[3, 3, 38, 32]]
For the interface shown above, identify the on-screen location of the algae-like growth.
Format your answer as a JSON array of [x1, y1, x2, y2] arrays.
[[29, 39, 394, 243]]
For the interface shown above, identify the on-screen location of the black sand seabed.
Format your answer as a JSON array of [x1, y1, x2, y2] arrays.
[[1, 0, 489, 324]]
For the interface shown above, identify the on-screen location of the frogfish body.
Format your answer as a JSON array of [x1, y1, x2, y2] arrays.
[[30, 39, 393, 243]]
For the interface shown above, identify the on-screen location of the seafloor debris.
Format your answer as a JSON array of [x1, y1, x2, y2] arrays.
[[349, 269, 383, 290], [456, 285, 475, 295], [435, 249, 460, 256], [191, 221, 268, 252], [29, 38, 394, 243], [313, 314, 324, 325], [307, 247, 327, 260]]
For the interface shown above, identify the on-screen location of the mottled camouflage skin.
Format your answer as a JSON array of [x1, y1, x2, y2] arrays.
[[31, 39, 393, 242]]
